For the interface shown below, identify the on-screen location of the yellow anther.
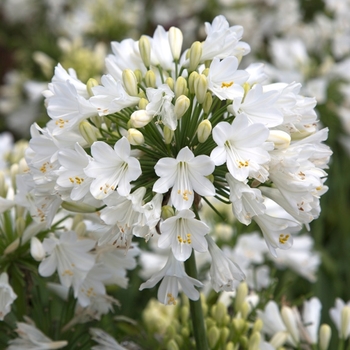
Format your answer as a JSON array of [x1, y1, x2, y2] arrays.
[[221, 81, 234, 88], [279, 234, 290, 244], [167, 293, 177, 305], [237, 160, 249, 168]]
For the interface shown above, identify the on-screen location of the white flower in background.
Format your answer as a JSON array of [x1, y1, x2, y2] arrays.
[[139, 252, 203, 305], [90, 328, 127, 350], [7, 318, 67, 349], [38, 231, 96, 293], [159, 209, 210, 261], [153, 147, 215, 210], [211, 115, 271, 182], [0, 272, 17, 320], [84, 137, 142, 199], [206, 235, 245, 292], [329, 298, 350, 340], [302, 297, 322, 344]]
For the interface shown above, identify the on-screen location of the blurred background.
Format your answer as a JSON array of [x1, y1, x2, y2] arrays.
[[0, 0, 350, 345]]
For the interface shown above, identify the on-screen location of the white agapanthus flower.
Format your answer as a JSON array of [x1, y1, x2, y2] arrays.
[[0, 272, 17, 320]]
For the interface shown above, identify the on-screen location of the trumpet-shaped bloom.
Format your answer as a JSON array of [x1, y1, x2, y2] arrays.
[[153, 146, 215, 210], [139, 252, 203, 305], [84, 137, 142, 199], [211, 115, 271, 182], [159, 209, 210, 261]]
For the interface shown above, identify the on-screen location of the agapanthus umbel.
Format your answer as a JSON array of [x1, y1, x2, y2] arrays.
[[22, 15, 331, 305]]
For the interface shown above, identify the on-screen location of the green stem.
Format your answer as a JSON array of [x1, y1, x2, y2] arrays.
[[184, 251, 208, 350]]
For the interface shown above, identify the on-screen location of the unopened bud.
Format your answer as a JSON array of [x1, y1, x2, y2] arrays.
[[86, 78, 99, 97], [79, 120, 101, 145], [145, 70, 156, 88], [174, 95, 190, 119], [241, 301, 250, 320], [235, 281, 248, 313], [319, 324, 332, 350], [225, 342, 234, 350], [175, 76, 187, 99], [208, 326, 220, 348], [139, 98, 149, 110], [270, 331, 288, 348], [232, 318, 245, 333], [75, 221, 86, 237], [188, 71, 199, 94], [248, 332, 261, 350], [4, 238, 20, 255], [341, 306, 350, 340], [139, 35, 151, 68], [281, 306, 300, 343], [164, 126, 174, 145], [131, 110, 153, 128], [166, 77, 174, 91], [197, 119, 212, 143], [203, 92, 213, 114], [122, 69, 139, 96], [30, 237, 45, 261], [166, 339, 179, 350], [61, 201, 98, 213], [169, 27, 183, 60], [189, 41, 202, 72], [252, 318, 264, 333], [212, 303, 227, 326], [0, 172, 7, 197], [202, 68, 210, 76], [16, 217, 26, 237], [220, 327, 230, 344], [194, 74, 208, 104], [134, 69, 143, 84], [161, 205, 175, 220], [268, 130, 291, 150], [127, 128, 145, 145]]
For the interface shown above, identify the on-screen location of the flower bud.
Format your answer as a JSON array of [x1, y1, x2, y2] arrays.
[[164, 126, 174, 145], [139, 35, 151, 68], [134, 69, 143, 84], [189, 41, 202, 72], [86, 78, 99, 97], [197, 119, 212, 143], [203, 92, 212, 114], [145, 70, 156, 88], [166, 77, 174, 91], [252, 318, 263, 333], [202, 67, 210, 76], [270, 331, 288, 348], [4, 238, 20, 255], [61, 201, 98, 213], [235, 281, 248, 313], [30, 237, 45, 261], [127, 128, 145, 145], [341, 306, 350, 340], [194, 74, 208, 104], [319, 324, 332, 350], [79, 120, 101, 145], [232, 318, 246, 333], [220, 327, 230, 344], [139, 98, 149, 110], [122, 69, 139, 96], [161, 205, 175, 220], [174, 95, 190, 120], [0, 171, 7, 197], [169, 27, 183, 60], [225, 342, 234, 350], [281, 306, 300, 343], [175, 76, 187, 100], [268, 130, 291, 150], [16, 217, 26, 237], [166, 339, 179, 350], [208, 326, 220, 348], [248, 331, 261, 350], [188, 71, 199, 94], [131, 110, 153, 128]]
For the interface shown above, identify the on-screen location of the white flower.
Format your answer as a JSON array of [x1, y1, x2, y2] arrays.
[[153, 146, 215, 210], [206, 235, 245, 292], [149, 26, 174, 71], [90, 328, 127, 350], [330, 298, 350, 340], [7, 318, 67, 350], [145, 84, 177, 130], [159, 209, 210, 261], [139, 252, 203, 305], [207, 57, 249, 100], [38, 231, 96, 293], [302, 297, 322, 344], [211, 115, 271, 182], [226, 173, 266, 225], [84, 137, 142, 199], [90, 74, 140, 116], [0, 272, 17, 320]]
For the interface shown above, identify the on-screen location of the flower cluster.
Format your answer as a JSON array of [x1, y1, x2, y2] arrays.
[[21, 15, 331, 305]]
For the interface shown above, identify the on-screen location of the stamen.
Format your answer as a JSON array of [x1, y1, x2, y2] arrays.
[[279, 234, 290, 244], [221, 81, 234, 88]]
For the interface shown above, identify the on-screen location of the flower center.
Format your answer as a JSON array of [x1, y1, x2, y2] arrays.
[[221, 81, 234, 88], [279, 234, 290, 244]]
